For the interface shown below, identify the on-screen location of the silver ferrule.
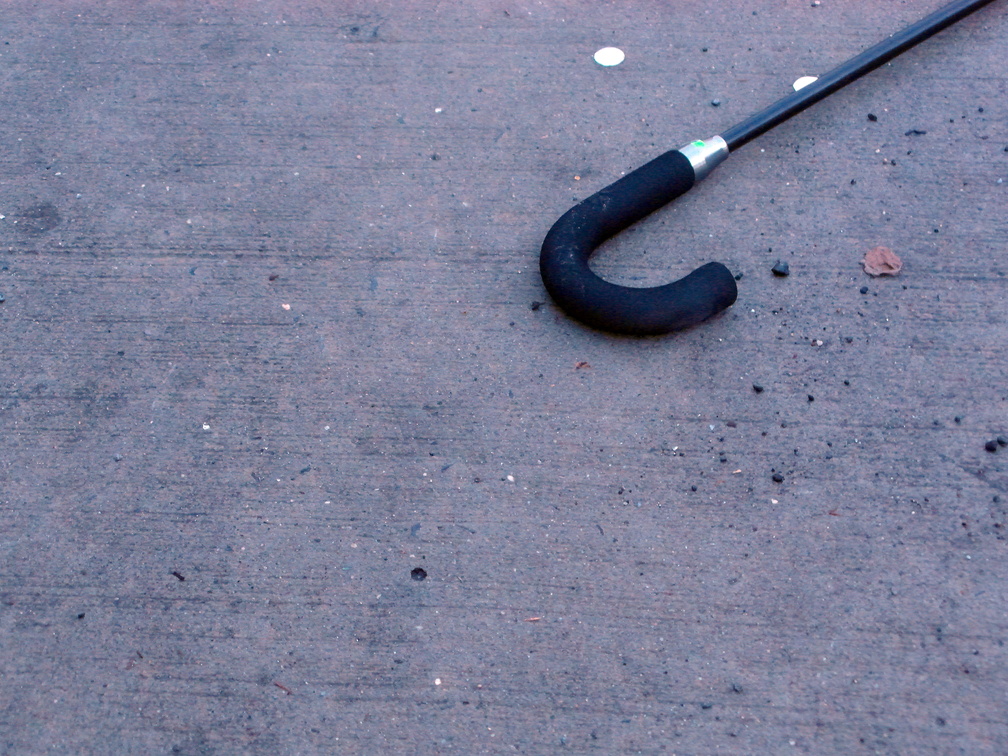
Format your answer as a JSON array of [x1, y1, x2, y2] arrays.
[[678, 135, 729, 182]]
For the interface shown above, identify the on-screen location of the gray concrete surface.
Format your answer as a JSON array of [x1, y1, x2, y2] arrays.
[[1, 1, 1006, 753]]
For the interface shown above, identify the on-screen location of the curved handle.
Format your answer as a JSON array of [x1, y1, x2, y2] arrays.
[[539, 144, 738, 335]]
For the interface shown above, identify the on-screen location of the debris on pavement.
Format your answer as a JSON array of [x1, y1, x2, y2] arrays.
[[862, 245, 903, 276]]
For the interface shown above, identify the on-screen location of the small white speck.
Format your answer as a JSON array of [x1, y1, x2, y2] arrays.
[[202, 423, 210, 430], [594, 47, 625, 66], [281, 303, 291, 310], [434, 678, 442, 686], [506, 475, 514, 482], [434, 107, 443, 113]]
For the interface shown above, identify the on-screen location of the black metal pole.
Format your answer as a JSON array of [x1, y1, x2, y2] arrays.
[[722, 0, 998, 151]]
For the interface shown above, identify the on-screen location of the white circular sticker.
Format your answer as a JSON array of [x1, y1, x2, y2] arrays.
[[792, 75, 819, 91], [593, 47, 625, 67]]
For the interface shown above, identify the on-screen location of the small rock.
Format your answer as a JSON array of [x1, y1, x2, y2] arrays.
[[772, 472, 784, 483], [985, 440, 998, 453], [530, 301, 543, 311], [860, 285, 869, 294], [411, 567, 428, 581], [862, 246, 903, 276], [998, 436, 1008, 447], [867, 113, 878, 122], [711, 99, 721, 107], [904, 129, 927, 136], [807, 394, 814, 402], [690, 485, 697, 492], [752, 383, 764, 393], [863, 246, 903, 276], [771, 261, 790, 277]]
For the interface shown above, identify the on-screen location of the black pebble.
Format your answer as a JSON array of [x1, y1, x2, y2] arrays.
[[77, 613, 85, 620], [771, 261, 789, 276], [860, 286, 869, 294], [772, 472, 784, 483], [807, 394, 814, 402], [711, 99, 721, 107], [530, 301, 543, 311], [985, 440, 998, 453], [954, 416, 962, 424], [998, 436, 1008, 447], [843, 379, 850, 386], [752, 383, 764, 393], [691, 485, 697, 492], [734, 272, 743, 281], [0, 293, 5, 303], [867, 113, 878, 121], [411, 567, 427, 581]]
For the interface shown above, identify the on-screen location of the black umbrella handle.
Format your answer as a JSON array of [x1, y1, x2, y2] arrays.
[[540, 137, 737, 336], [539, 0, 999, 335], [539, 137, 737, 335]]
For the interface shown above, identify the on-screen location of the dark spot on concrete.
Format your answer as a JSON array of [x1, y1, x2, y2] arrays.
[[411, 567, 427, 581], [171, 571, 186, 581], [77, 612, 85, 620], [905, 129, 927, 136], [17, 203, 60, 235], [530, 301, 543, 311]]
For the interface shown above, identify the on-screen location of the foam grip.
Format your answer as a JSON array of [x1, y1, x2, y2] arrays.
[[539, 149, 738, 335]]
